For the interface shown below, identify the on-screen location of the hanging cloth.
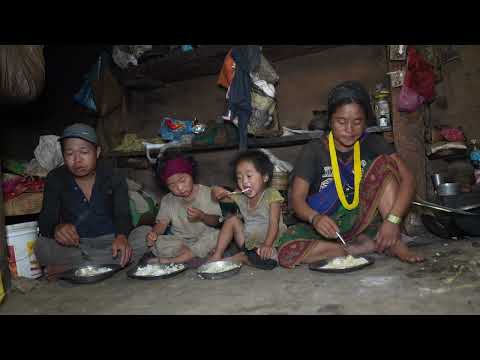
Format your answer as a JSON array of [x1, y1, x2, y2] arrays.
[[217, 49, 235, 89], [403, 47, 436, 102], [228, 46, 261, 150]]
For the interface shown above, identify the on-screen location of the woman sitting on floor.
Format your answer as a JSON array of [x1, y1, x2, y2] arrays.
[[277, 80, 424, 268]]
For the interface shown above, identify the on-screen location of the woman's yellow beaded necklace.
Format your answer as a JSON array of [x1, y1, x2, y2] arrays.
[[328, 131, 362, 210]]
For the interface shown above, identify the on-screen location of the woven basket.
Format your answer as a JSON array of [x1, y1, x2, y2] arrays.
[[4, 192, 43, 216], [271, 172, 289, 191]]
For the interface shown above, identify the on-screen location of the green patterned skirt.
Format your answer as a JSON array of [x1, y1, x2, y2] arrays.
[[277, 154, 400, 268]]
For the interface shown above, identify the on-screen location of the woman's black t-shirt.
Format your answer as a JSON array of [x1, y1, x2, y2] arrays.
[[292, 133, 396, 198]]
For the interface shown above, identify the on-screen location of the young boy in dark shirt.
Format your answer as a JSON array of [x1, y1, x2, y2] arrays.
[[35, 123, 148, 279]]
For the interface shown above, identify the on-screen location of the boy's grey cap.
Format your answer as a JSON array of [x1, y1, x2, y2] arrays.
[[59, 123, 97, 145]]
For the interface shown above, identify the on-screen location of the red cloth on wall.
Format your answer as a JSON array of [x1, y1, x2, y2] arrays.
[[404, 47, 436, 102], [3, 176, 44, 201]]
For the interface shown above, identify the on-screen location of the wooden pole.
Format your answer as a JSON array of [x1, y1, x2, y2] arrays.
[[387, 47, 427, 199]]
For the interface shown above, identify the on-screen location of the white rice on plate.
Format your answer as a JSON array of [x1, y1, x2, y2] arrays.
[[199, 262, 241, 274], [134, 263, 185, 277], [75, 266, 112, 277], [320, 255, 369, 270]]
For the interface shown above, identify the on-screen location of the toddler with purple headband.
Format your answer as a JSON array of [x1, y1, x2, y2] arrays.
[[146, 152, 223, 264]]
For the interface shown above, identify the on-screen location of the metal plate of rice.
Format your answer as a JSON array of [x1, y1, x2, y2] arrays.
[[196, 260, 242, 280], [127, 262, 187, 280], [309, 255, 375, 274], [59, 264, 121, 284]]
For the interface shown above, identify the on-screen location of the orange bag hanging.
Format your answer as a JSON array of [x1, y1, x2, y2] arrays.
[[217, 49, 235, 89]]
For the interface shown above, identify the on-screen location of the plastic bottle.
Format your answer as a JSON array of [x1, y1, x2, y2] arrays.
[[374, 87, 391, 128]]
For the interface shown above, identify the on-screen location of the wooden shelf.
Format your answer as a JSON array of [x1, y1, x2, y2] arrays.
[[119, 45, 341, 85], [428, 151, 468, 161], [107, 133, 322, 159], [366, 125, 392, 133]]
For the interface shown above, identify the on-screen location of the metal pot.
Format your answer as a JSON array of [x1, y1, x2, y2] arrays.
[[419, 192, 480, 238], [421, 213, 463, 239], [451, 192, 480, 236], [437, 182, 461, 197], [431, 173, 444, 190]]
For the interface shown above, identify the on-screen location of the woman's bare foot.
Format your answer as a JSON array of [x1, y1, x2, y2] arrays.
[[301, 240, 347, 264], [387, 241, 425, 263], [158, 257, 172, 264], [345, 234, 376, 256]]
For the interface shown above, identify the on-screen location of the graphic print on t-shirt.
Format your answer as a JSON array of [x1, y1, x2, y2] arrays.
[[317, 159, 368, 199], [319, 166, 333, 190]]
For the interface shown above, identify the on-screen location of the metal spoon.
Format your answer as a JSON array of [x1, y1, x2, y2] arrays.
[[228, 188, 250, 196], [335, 231, 348, 247], [335, 231, 354, 255]]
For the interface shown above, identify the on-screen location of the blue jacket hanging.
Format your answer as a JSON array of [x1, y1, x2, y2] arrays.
[[228, 46, 261, 150]]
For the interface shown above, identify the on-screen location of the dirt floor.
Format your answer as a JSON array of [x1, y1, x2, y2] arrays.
[[2, 233, 480, 315]]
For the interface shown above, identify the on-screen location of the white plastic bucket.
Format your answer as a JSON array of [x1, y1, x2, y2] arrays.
[[6, 221, 42, 279]]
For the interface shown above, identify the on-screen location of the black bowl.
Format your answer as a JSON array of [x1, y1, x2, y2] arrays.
[[309, 256, 375, 274], [59, 264, 122, 284]]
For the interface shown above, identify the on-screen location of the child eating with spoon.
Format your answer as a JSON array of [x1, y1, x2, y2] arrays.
[[209, 150, 287, 270], [146, 152, 223, 264]]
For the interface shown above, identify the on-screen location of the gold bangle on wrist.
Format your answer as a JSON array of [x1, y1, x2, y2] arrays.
[[386, 214, 402, 225], [309, 212, 319, 224]]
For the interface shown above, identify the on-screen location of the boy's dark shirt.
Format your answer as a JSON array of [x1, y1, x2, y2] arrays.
[[38, 161, 132, 239]]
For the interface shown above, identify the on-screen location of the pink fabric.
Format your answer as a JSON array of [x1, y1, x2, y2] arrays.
[[440, 128, 465, 142], [397, 85, 425, 112], [160, 158, 193, 183]]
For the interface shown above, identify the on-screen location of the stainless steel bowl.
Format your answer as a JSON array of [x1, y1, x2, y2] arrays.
[[197, 260, 242, 280], [127, 262, 187, 280], [192, 124, 207, 134], [431, 173, 445, 190], [59, 263, 121, 284], [437, 182, 461, 196]]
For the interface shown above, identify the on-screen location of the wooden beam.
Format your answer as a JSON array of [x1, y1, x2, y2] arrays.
[[119, 45, 342, 85], [388, 53, 427, 199], [262, 45, 340, 63], [107, 133, 322, 160]]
